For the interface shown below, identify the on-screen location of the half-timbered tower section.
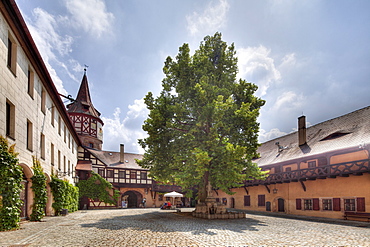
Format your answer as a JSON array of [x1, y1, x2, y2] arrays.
[[214, 106, 370, 220], [67, 73, 103, 150], [0, 0, 80, 218]]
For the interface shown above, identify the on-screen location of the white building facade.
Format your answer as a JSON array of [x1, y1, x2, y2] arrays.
[[0, 1, 80, 218]]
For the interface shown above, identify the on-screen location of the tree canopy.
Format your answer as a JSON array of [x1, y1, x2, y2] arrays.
[[138, 33, 266, 202]]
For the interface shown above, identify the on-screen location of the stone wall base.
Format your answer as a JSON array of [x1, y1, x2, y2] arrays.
[[192, 197, 245, 219]]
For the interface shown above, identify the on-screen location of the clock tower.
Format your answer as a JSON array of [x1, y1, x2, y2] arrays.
[[67, 71, 104, 150]]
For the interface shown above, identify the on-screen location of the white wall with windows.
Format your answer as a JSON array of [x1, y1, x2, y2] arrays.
[[0, 10, 78, 182]]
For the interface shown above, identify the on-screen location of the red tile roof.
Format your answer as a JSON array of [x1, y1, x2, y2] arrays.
[[67, 73, 102, 119]]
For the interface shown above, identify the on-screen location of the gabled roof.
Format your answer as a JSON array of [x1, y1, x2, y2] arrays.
[[85, 147, 145, 170], [255, 106, 370, 167], [67, 73, 102, 119]]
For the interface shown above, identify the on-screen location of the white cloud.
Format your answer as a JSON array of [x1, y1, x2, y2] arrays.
[[237, 46, 281, 97], [64, 0, 114, 38], [31, 8, 73, 57], [26, 8, 74, 95], [280, 53, 296, 68], [272, 91, 305, 112], [186, 0, 229, 36], [258, 128, 287, 143], [102, 99, 149, 154]]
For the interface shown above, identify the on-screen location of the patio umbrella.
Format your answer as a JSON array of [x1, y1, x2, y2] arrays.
[[163, 191, 183, 207]]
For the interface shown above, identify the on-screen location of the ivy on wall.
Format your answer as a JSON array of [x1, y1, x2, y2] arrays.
[[0, 136, 23, 231], [49, 176, 79, 215], [77, 171, 119, 205], [30, 157, 47, 221]]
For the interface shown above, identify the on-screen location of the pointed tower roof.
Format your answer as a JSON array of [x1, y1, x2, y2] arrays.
[[67, 72, 101, 118]]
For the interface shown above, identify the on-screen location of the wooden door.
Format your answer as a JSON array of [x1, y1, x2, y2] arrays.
[[278, 198, 285, 212]]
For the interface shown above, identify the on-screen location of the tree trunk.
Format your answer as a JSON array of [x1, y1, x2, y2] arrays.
[[198, 171, 209, 203]]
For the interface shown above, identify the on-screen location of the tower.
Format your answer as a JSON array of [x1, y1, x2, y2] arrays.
[[67, 71, 104, 150]]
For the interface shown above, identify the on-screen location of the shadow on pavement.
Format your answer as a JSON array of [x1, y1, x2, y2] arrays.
[[79, 209, 267, 236]]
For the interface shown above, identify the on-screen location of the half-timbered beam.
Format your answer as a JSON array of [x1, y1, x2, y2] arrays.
[[244, 186, 249, 195], [264, 184, 271, 193], [300, 180, 306, 192]]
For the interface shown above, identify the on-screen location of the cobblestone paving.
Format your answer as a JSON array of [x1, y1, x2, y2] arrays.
[[0, 208, 369, 246]]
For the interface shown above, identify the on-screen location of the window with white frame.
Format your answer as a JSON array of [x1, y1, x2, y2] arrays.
[[344, 199, 356, 211], [322, 199, 332, 210], [304, 199, 313, 210]]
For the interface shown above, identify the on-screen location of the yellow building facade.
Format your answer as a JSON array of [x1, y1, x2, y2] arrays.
[[214, 107, 370, 220]]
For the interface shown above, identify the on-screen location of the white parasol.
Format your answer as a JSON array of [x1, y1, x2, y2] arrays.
[[164, 191, 184, 198], [163, 191, 184, 207]]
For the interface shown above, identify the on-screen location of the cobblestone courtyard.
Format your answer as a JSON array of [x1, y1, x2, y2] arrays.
[[1, 208, 369, 246]]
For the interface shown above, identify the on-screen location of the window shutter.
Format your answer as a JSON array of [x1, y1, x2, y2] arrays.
[[313, 198, 320, 210], [258, 195, 265, 206], [333, 198, 341, 211], [244, 195, 250, 206], [296, 199, 302, 210], [357, 197, 365, 212]]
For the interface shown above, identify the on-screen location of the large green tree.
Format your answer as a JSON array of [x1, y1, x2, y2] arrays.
[[138, 33, 266, 202]]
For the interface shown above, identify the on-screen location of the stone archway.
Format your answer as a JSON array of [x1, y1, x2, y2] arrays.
[[18, 163, 33, 219], [122, 191, 143, 208]]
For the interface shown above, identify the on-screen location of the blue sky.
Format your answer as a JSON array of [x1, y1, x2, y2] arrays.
[[16, 0, 370, 154]]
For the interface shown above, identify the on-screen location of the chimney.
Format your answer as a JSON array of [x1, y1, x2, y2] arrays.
[[120, 144, 125, 163], [298, 116, 306, 146]]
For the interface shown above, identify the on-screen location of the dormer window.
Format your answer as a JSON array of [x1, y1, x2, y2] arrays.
[[82, 103, 90, 111], [320, 131, 350, 141]]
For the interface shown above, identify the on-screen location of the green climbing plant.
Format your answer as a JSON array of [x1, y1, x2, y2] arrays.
[[77, 171, 119, 205], [0, 136, 23, 231], [30, 157, 47, 221], [49, 176, 79, 215]]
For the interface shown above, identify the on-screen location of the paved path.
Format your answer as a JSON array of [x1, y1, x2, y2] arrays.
[[0, 208, 369, 246]]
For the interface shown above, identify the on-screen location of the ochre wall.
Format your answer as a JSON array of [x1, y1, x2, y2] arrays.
[[214, 173, 370, 219]]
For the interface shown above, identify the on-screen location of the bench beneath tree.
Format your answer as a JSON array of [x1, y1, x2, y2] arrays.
[[344, 212, 370, 222]]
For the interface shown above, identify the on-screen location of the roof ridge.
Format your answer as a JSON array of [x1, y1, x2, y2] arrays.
[[260, 105, 370, 145]]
